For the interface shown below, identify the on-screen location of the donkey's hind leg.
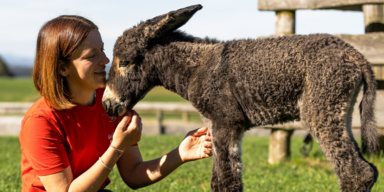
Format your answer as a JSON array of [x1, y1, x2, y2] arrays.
[[301, 95, 377, 192], [211, 123, 245, 192]]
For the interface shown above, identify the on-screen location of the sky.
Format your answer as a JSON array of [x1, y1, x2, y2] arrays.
[[0, 0, 365, 66]]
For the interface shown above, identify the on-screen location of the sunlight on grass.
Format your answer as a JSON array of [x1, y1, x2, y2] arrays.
[[3, 136, 384, 192], [0, 77, 40, 102]]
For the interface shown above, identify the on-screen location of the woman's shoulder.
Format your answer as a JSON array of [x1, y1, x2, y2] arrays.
[[25, 97, 53, 116], [22, 97, 63, 127], [20, 98, 63, 139]]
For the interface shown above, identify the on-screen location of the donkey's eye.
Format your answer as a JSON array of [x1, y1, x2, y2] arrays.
[[119, 60, 133, 68]]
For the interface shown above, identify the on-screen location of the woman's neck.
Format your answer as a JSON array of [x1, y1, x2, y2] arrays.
[[70, 88, 96, 107]]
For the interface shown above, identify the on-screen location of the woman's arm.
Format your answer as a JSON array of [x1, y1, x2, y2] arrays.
[[117, 127, 212, 189], [39, 112, 142, 192], [39, 146, 120, 192]]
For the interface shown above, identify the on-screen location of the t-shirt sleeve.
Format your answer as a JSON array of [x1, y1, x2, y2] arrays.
[[20, 115, 70, 176]]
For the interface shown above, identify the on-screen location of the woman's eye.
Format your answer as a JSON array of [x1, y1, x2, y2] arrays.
[[86, 54, 95, 59]]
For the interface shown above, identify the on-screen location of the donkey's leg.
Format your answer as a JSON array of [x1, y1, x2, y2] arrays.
[[344, 83, 378, 191], [301, 95, 377, 192], [211, 123, 245, 192], [200, 115, 220, 191], [211, 151, 220, 192]]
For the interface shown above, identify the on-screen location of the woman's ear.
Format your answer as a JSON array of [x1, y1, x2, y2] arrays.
[[59, 62, 68, 77]]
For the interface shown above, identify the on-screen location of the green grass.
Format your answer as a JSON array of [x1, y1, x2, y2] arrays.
[[0, 77, 187, 103], [0, 77, 40, 102], [0, 77, 196, 121], [2, 136, 384, 191], [0, 137, 23, 192], [141, 86, 188, 103]]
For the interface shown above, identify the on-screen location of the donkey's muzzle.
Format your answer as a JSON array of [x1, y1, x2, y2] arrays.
[[102, 99, 111, 114], [102, 99, 118, 118], [102, 99, 127, 118]]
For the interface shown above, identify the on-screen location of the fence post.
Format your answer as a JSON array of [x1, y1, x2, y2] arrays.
[[182, 111, 190, 123], [268, 128, 294, 164], [363, 4, 384, 33], [275, 10, 295, 36], [156, 109, 165, 134]]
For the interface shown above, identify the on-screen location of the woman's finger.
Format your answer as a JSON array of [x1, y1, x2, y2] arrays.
[[204, 149, 213, 157], [204, 142, 212, 148], [192, 127, 208, 136], [205, 131, 211, 141], [118, 112, 132, 131], [130, 110, 139, 117], [126, 113, 139, 131]]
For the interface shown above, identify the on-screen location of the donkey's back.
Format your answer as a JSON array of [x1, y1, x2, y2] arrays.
[[199, 34, 364, 127]]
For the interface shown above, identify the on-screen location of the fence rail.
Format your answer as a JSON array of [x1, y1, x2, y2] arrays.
[[0, 102, 200, 135], [0, 102, 33, 114], [2, 100, 384, 164], [1, 101, 384, 129], [0, 102, 198, 114]]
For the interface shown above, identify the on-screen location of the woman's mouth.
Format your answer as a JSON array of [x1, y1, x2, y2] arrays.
[[94, 70, 106, 76]]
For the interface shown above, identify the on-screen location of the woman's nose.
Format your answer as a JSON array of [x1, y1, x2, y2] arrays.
[[100, 52, 110, 65]]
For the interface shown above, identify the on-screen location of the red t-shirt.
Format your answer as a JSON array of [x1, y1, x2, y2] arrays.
[[19, 88, 132, 192]]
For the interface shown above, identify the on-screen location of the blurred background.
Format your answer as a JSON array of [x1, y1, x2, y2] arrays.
[[1, 0, 384, 191], [1, 0, 383, 134], [0, 0, 367, 77]]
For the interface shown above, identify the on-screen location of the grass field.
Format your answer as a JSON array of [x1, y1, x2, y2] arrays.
[[0, 77, 199, 121], [2, 78, 384, 191], [1, 136, 384, 192], [0, 77, 187, 103], [0, 78, 40, 102]]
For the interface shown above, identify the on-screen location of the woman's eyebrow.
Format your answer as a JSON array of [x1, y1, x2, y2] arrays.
[[81, 42, 104, 56]]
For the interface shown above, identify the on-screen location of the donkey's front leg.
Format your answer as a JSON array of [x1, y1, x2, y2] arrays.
[[211, 123, 245, 192]]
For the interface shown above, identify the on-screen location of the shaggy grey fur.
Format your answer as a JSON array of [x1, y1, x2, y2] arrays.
[[102, 5, 379, 192]]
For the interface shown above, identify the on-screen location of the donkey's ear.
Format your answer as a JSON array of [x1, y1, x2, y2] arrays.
[[144, 4, 203, 38]]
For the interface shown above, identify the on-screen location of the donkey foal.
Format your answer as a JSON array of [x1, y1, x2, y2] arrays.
[[102, 5, 379, 192]]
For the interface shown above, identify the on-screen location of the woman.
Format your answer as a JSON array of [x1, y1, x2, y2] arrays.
[[19, 15, 212, 192]]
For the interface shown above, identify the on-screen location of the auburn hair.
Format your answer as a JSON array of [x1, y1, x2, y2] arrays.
[[33, 15, 98, 110]]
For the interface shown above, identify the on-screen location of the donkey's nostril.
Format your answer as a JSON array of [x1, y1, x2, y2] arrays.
[[102, 100, 110, 112], [117, 105, 125, 116]]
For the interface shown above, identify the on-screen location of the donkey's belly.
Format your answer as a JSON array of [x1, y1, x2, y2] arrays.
[[233, 85, 302, 127], [245, 100, 300, 126]]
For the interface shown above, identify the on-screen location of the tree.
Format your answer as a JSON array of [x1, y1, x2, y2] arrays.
[[0, 55, 13, 77]]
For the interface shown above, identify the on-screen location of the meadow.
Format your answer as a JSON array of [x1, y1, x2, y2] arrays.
[[1, 77, 384, 191], [2, 136, 384, 191], [0, 77, 201, 121], [0, 77, 188, 103]]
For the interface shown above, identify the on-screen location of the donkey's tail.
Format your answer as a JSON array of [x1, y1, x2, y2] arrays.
[[360, 61, 379, 154]]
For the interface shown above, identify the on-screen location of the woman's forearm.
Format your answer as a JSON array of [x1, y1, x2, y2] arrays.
[[118, 127, 212, 189], [122, 147, 184, 189], [68, 147, 120, 192]]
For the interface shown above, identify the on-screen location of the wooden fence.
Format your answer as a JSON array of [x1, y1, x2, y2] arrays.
[[1, 96, 383, 164], [0, 102, 200, 135]]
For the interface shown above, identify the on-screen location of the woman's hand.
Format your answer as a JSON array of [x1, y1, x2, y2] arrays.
[[112, 111, 142, 151], [178, 127, 212, 163]]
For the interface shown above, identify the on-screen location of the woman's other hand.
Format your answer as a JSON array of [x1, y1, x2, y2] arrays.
[[178, 127, 212, 162], [112, 111, 142, 151]]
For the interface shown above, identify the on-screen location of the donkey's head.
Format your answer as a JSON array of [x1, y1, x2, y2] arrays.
[[102, 4, 203, 118]]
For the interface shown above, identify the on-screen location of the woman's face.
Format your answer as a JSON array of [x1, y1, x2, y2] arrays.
[[63, 29, 110, 93]]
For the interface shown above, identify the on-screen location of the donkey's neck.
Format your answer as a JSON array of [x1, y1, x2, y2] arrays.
[[150, 42, 217, 100]]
